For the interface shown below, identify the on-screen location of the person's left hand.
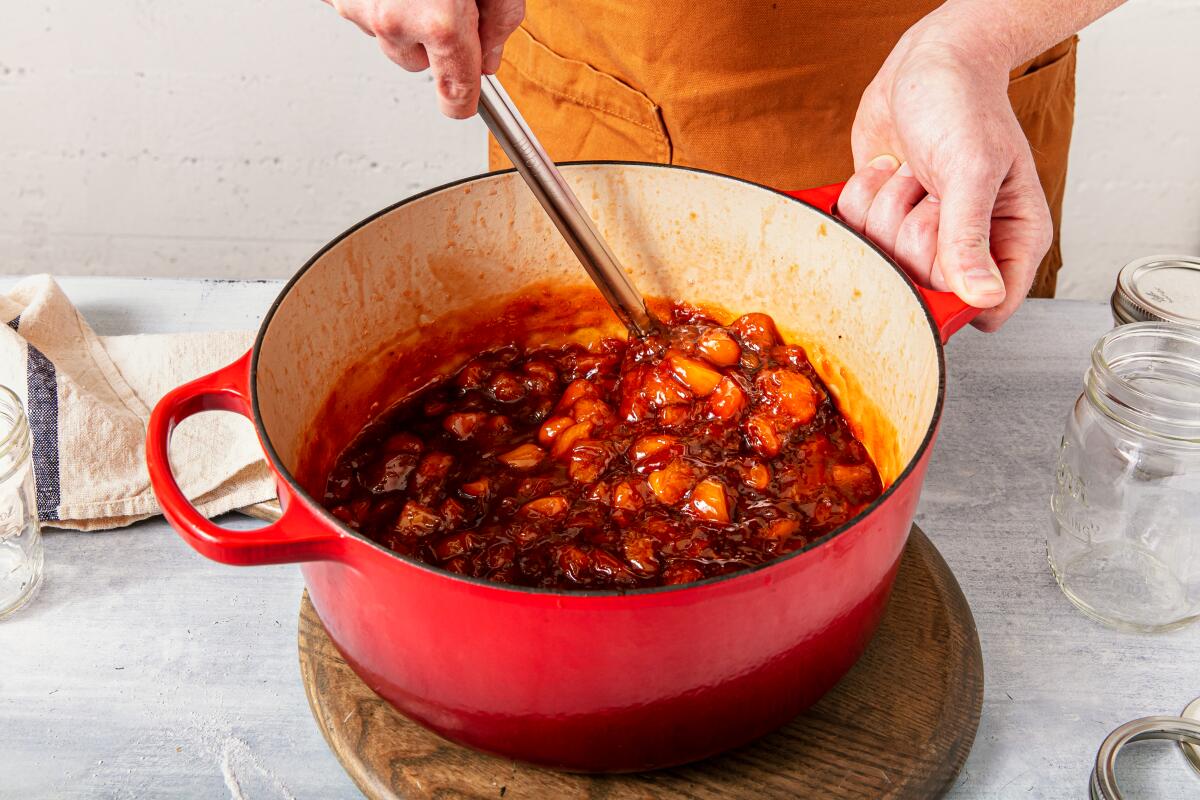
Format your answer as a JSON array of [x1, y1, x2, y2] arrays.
[[837, 14, 1053, 332]]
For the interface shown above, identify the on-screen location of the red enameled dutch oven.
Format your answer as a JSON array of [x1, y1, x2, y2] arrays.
[[147, 163, 978, 772]]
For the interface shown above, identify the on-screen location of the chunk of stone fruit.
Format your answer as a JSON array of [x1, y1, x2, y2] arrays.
[[459, 476, 491, 499], [515, 476, 559, 500], [584, 480, 611, 504], [755, 368, 818, 426], [612, 480, 645, 512], [591, 550, 636, 583], [488, 370, 527, 403], [730, 313, 780, 351], [661, 561, 705, 586], [485, 414, 513, 438], [551, 420, 593, 459], [684, 477, 731, 523], [696, 328, 741, 367], [647, 459, 698, 505], [433, 531, 479, 561], [567, 439, 614, 484], [641, 365, 694, 407], [395, 501, 441, 537], [455, 359, 491, 389], [555, 378, 598, 414], [658, 403, 692, 429], [363, 453, 416, 494], [622, 534, 660, 577], [764, 518, 800, 541], [628, 434, 681, 466], [775, 344, 811, 370], [538, 415, 574, 446], [519, 495, 570, 519], [484, 542, 516, 571], [740, 458, 772, 491], [744, 414, 782, 457], [830, 462, 880, 503], [412, 452, 454, 500], [522, 359, 558, 384], [708, 376, 747, 421], [382, 432, 423, 456], [497, 443, 546, 470], [617, 364, 653, 422], [556, 545, 591, 583], [443, 412, 487, 440], [571, 397, 615, 427], [442, 556, 469, 574], [666, 352, 723, 397]]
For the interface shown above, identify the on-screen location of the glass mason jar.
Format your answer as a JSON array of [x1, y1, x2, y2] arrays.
[[1049, 322, 1200, 632], [0, 385, 44, 619]]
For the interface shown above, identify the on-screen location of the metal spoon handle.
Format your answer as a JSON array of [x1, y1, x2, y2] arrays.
[[477, 74, 658, 338]]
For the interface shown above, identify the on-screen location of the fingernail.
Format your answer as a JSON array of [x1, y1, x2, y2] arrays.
[[963, 266, 1005, 297], [869, 154, 900, 171], [483, 46, 503, 74]]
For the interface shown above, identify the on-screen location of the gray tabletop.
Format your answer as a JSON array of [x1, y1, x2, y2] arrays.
[[1, 277, 1197, 799]]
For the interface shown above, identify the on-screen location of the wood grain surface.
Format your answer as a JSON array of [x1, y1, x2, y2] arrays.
[[298, 525, 983, 799]]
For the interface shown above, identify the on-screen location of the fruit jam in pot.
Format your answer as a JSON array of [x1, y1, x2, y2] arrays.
[[322, 304, 883, 590]]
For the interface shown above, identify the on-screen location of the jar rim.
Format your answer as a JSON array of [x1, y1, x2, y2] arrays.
[[1088, 322, 1200, 443]]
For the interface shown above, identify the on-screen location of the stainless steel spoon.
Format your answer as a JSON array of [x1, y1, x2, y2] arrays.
[[477, 74, 660, 338]]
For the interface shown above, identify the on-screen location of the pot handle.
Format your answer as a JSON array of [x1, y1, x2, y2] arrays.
[[787, 182, 980, 342], [145, 350, 346, 566]]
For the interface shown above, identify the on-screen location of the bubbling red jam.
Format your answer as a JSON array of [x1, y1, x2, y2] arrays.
[[323, 305, 882, 590]]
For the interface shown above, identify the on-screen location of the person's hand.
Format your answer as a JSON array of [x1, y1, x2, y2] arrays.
[[324, 0, 525, 118], [837, 15, 1052, 332]]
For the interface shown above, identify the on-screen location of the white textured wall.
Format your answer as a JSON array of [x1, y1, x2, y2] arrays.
[[2, 1, 1198, 299], [1058, 0, 1200, 299], [1, 1, 488, 280]]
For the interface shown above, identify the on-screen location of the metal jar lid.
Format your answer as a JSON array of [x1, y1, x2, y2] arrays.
[[1112, 255, 1200, 328], [1089, 697, 1200, 799]]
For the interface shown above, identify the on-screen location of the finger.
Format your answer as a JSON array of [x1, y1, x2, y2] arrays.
[[478, 0, 524, 73], [971, 163, 1053, 331], [837, 154, 900, 231], [863, 162, 927, 253], [936, 166, 1007, 308], [422, 7, 483, 118], [892, 194, 940, 288], [929, 254, 950, 293], [379, 37, 430, 72]]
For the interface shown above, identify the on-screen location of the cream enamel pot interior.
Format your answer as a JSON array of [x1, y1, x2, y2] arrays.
[[147, 163, 978, 772]]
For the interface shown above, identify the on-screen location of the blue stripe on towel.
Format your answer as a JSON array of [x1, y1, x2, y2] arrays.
[[7, 316, 61, 521]]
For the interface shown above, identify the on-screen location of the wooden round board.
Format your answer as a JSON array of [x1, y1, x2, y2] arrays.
[[298, 525, 983, 799]]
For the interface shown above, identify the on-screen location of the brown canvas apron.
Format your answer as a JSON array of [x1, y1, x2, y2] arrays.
[[490, 2, 1077, 297]]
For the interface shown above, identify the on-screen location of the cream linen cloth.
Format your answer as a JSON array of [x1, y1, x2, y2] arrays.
[[0, 275, 275, 530]]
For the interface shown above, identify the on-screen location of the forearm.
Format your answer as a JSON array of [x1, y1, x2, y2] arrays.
[[910, 0, 1127, 71]]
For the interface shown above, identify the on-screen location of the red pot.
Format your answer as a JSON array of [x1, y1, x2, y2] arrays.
[[147, 164, 976, 772]]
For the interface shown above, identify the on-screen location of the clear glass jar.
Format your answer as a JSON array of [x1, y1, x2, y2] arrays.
[[0, 385, 43, 619], [1049, 322, 1200, 632]]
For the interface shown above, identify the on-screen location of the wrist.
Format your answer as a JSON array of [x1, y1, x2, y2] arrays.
[[901, 1, 1023, 75]]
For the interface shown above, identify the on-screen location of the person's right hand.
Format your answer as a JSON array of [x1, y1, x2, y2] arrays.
[[324, 0, 525, 118]]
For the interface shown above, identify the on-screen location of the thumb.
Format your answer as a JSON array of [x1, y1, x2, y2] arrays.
[[935, 173, 1007, 308]]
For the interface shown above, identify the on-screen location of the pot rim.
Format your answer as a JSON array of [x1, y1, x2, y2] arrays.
[[250, 161, 948, 597]]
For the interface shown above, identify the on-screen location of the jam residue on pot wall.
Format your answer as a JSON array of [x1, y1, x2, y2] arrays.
[[319, 300, 884, 590]]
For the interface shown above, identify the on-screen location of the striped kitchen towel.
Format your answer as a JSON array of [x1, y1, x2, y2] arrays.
[[0, 275, 274, 530]]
